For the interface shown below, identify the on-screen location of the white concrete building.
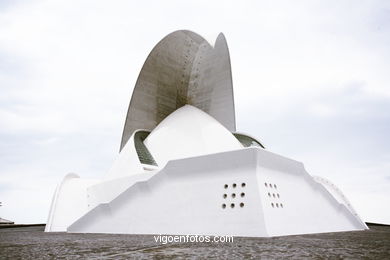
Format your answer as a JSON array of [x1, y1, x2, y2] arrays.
[[45, 30, 368, 237]]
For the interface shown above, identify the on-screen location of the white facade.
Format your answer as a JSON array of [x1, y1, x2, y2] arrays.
[[46, 31, 368, 236]]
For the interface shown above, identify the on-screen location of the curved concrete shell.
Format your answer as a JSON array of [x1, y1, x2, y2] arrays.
[[143, 105, 242, 167], [120, 30, 236, 151]]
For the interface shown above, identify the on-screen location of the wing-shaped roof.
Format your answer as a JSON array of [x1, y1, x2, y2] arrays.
[[120, 30, 236, 151]]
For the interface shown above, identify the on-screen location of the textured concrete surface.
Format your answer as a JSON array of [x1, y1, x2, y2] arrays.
[[120, 30, 236, 151], [1, 225, 389, 259]]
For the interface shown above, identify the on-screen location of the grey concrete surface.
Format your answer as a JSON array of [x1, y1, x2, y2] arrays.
[[0, 225, 389, 259]]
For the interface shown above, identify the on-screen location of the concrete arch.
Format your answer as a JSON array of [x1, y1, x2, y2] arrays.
[[120, 30, 236, 151]]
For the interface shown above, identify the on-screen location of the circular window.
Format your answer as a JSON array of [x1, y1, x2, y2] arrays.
[[264, 183, 268, 187], [231, 203, 235, 208], [281, 203, 283, 208], [274, 184, 277, 189], [276, 203, 279, 208], [277, 194, 280, 198], [268, 192, 271, 197], [223, 194, 227, 199], [271, 203, 274, 208], [222, 204, 226, 209], [224, 184, 228, 189], [241, 183, 246, 188], [241, 192, 245, 197], [231, 193, 236, 198], [232, 183, 237, 188], [273, 193, 276, 198], [240, 203, 244, 208]]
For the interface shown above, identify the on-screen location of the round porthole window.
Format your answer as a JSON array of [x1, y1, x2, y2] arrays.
[[224, 184, 228, 189], [240, 203, 244, 208], [231, 203, 235, 208], [241, 183, 246, 188], [222, 204, 226, 209], [223, 194, 227, 199], [232, 193, 236, 198], [232, 183, 237, 188], [241, 192, 245, 197]]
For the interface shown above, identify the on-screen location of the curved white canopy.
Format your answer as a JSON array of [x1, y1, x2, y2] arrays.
[[144, 105, 242, 166], [120, 30, 236, 151]]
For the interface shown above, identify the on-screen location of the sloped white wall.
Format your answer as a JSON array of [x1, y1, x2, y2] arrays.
[[45, 173, 98, 232], [67, 148, 367, 236]]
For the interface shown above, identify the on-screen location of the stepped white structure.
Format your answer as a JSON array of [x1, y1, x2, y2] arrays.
[[45, 30, 368, 236]]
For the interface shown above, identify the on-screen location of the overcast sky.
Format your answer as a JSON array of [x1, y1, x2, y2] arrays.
[[0, 0, 389, 224]]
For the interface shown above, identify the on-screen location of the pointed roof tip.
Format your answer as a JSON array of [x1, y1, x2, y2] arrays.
[[214, 32, 228, 47], [217, 32, 226, 38]]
